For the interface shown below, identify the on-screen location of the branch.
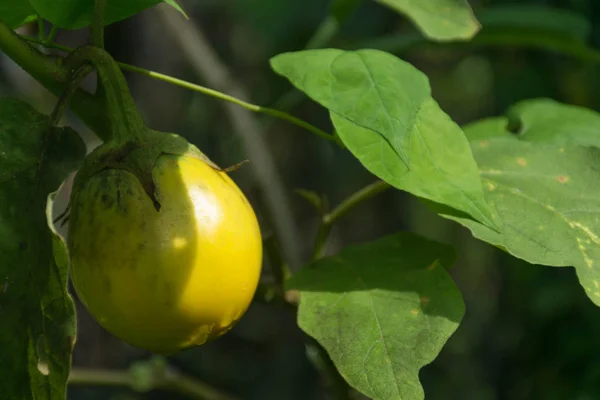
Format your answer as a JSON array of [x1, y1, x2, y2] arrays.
[[0, 21, 108, 134], [156, 6, 304, 270], [50, 64, 94, 126], [69, 362, 238, 400]]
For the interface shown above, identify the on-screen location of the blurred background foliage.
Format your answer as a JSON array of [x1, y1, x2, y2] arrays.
[[2, 0, 600, 399]]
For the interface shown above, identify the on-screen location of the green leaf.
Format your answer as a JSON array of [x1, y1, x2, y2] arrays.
[[270, 49, 496, 229], [442, 100, 600, 306], [29, 0, 187, 29], [0, 1, 37, 29], [464, 98, 600, 148], [375, 0, 480, 41], [0, 98, 85, 399], [287, 233, 465, 400]]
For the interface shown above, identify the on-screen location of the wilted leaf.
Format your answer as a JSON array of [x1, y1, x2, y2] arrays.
[[0, 98, 85, 399], [271, 49, 496, 229], [287, 233, 464, 400]]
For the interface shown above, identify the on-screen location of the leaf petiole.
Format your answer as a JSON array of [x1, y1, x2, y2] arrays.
[[19, 35, 337, 144]]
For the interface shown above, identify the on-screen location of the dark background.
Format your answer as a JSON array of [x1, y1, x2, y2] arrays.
[[2, 0, 600, 399]]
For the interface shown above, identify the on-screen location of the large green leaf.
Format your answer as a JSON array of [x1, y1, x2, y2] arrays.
[[29, 0, 187, 29], [270, 49, 496, 229], [376, 0, 479, 41], [442, 100, 600, 306], [287, 233, 465, 400], [0, 98, 85, 399], [0, 1, 36, 29]]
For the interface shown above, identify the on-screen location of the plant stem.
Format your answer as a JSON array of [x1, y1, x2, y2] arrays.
[[92, 0, 106, 48], [324, 180, 390, 226], [45, 25, 58, 45], [17, 35, 337, 144], [260, 107, 339, 143], [0, 24, 66, 83], [69, 367, 238, 400], [50, 64, 94, 126], [122, 63, 336, 142], [312, 180, 390, 259], [0, 22, 108, 134], [37, 16, 45, 41]]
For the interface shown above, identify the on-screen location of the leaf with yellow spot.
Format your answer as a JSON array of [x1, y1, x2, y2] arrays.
[[286, 233, 464, 400], [445, 135, 600, 306], [446, 99, 600, 306]]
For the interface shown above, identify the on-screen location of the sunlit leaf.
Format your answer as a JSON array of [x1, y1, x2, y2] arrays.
[[271, 49, 496, 229]]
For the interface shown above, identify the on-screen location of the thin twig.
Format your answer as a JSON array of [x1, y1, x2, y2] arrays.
[[155, 6, 304, 270]]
